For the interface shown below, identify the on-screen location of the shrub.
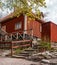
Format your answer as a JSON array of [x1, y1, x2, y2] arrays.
[[40, 41, 51, 51]]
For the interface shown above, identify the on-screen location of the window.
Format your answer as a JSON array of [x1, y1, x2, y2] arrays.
[[15, 22, 22, 30]]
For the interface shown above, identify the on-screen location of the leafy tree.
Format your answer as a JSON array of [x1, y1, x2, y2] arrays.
[[0, 0, 46, 19], [0, 0, 3, 8]]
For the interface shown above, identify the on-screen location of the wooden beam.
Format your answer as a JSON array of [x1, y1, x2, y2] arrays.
[[12, 40, 32, 43]]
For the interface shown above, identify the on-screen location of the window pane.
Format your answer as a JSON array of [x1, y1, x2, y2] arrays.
[[15, 22, 22, 30]]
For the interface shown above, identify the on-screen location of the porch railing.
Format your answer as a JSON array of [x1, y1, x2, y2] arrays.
[[0, 29, 33, 42]]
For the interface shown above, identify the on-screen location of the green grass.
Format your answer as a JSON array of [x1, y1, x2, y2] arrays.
[[15, 48, 23, 54], [14, 47, 32, 55]]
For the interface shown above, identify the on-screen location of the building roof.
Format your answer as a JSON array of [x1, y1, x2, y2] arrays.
[[35, 18, 45, 23], [0, 13, 14, 23], [42, 21, 57, 26], [0, 12, 45, 23]]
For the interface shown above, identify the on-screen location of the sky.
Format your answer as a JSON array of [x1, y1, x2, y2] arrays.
[[0, 0, 57, 24], [40, 0, 57, 24]]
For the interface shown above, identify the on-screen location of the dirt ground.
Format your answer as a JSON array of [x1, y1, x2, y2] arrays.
[[0, 57, 57, 65], [0, 57, 40, 65], [0, 50, 57, 65]]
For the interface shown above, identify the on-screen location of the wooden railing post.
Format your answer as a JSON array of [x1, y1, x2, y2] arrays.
[[11, 42, 13, 56], [16, 33, 19, 40], [10, 34, 12, 40], [31, 29, 33, 39], [23, 31, 25, 40], [0, 35, 2, 41], [5, 35, 8, 41]]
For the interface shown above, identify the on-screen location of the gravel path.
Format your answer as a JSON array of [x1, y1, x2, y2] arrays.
[[0, 57, 40, 65]]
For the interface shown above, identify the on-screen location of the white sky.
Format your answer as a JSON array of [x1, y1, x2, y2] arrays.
[[0, 0, 57, 24], [40, 0, 57, 24]]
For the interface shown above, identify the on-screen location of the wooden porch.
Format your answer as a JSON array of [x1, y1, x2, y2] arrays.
[[0, 29, 33, 56], [0, 29, 33, 41]]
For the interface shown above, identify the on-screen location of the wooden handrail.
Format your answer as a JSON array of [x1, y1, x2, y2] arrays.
[[12, 40, 32, 43]]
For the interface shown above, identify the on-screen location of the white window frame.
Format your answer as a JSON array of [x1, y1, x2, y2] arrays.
[[15, 22, 22, 30]]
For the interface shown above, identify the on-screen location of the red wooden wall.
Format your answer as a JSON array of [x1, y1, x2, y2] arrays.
[[1, 15, 24, 34], [42, 22, 51, 42], [27, 18, 42, 38], [50, 22, 57, 42], [42, 22, 57, 42]]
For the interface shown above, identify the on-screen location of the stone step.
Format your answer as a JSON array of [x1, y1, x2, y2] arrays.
[[18, 54, 29, 57], [19, 51, 30, 57], [24, 49, 35, 52], [20, 52, 29, 54], [12, 55, 26, 59]]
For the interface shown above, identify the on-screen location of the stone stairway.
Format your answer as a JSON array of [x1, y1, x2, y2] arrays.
[[13, 48, 37, 59]]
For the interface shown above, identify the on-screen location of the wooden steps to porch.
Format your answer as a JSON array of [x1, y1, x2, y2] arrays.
[[12, 48, 36, 59]]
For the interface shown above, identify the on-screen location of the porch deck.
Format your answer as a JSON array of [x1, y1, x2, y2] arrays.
[[0, 30, 33, 56]]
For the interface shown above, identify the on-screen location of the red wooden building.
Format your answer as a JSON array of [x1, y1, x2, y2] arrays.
[[42, 21, 57, 42], [0, 13, 57, 44], [42, 21, 57, 48], [0, 13, 44, 41], [0, 13, 57, 55]]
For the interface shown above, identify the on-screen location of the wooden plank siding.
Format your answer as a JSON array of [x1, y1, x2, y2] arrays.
[[1, 14, 24, 33], [42, 21, 57, 43]]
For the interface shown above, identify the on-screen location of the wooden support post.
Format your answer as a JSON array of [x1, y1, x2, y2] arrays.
[[32, 29, 33, 39], [1, 36, 2, 41], [23, 31, 25, 40], [11, 42, 13, 56], [30, 40, 32, 47]]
